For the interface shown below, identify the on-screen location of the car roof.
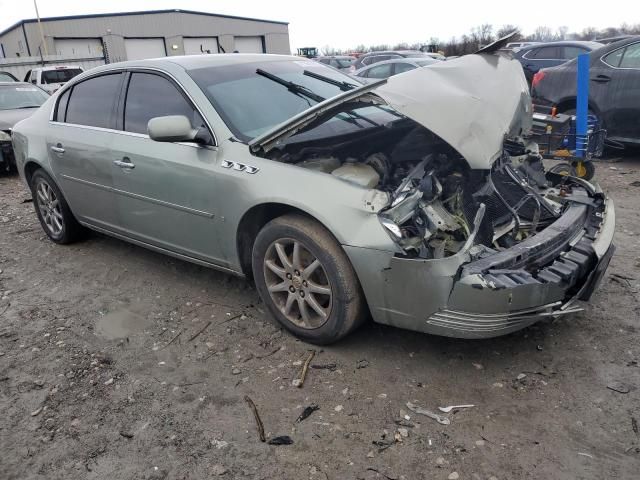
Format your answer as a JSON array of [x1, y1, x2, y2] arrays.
[[354, 57, 436, 74], [518, 41, 604, 52], [0, 81, 37, 87], [104, 54, 305, 72], [317, 55, 354, 59], [31, 65, 84, 71]]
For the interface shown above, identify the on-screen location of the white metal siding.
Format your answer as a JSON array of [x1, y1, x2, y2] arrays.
[[124, 38, 166, 60], [234, 36, 264, 53], [54, 38, 104, 58], [183, 37, 219, 55]]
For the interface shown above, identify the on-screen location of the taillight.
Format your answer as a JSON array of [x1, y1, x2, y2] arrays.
[[532, 71, 546, 88]]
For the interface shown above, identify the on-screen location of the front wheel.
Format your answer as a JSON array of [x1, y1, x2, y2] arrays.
[[252, 214, 366, 344]]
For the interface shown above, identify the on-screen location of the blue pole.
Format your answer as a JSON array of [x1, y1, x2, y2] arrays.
[[575, 53, 589, 158]]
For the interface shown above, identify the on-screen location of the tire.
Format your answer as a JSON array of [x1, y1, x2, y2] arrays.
[[549, 162, 576, 176], [30, 169, 85, 244], [252, 214, 366, 345], [571, 160, 596, 181]]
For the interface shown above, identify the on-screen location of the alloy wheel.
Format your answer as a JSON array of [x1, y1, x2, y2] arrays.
[[263, 238, 333, 329], [35, 179, 64, 236]]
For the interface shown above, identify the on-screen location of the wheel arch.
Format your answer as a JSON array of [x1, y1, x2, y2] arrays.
[[555, 97, 602, 117], [236, 202, 341, 279], [23, 160, 45, 187]]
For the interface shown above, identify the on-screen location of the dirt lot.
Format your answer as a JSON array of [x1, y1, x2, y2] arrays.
[[1, 156, 639, 480]]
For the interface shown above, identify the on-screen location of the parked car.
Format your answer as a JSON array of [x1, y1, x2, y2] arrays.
[[12, 48, 614, 344], [0, 71, 18, 82], [505, 41, 539, 51], [315, 56, 356, 71], [350, 50, 429, 72], [513, 41, 603, 83], [23, 66, 84, 94], [0, 82, 49, 172], [532, 36, 640, 146], [353, 57, 438, 82]]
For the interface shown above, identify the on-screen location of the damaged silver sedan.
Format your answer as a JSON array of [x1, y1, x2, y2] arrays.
[[12, 38, 615, 344]]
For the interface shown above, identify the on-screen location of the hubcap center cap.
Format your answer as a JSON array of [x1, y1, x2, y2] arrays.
[[292, 276, 302, 289]]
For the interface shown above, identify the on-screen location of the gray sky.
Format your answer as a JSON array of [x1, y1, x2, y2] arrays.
[[0, 0, 634, 51]]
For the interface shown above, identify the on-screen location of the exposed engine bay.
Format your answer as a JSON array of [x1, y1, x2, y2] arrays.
[[264, 117, 585, 261]]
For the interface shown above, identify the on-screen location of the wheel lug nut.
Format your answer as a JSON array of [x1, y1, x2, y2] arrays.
[[289, 286, 296, 293], [299, 291, 305, 297], [294, 270, 300, 276], [286, 273, 292, 279], [302, 281, 308, 287]]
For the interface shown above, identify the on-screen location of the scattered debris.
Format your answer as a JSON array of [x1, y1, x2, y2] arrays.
[[231, 368, 241, 375], [311, 363, 337, 372], [517, 373, 527, 381], [119, 429, 134, 439], [267, 435, 293, 445], [211, 439, 229, 449], [104, 378, 114, 385], [438, 404, 474, 413], [577, 452, 594, 459], [296, 403, 319, 423], [472, 363, 484, 370], [406, 402, 450, 425], [394, 418, 414, 428], [397, 427, 409, 438], [292, 350, 315, 388], [632, 416, 638, 436], [372, 439, 395, 452], [30, 406, 43, 417], [160, 329, 183, 350], [607, 382, 631, 394], [448, 472, 460, 480], [244, 395, 265, 442], [188, 321, 212, 342], [255, 347, 282, 359], [365, 467, 397, 480], [334, 405, 344, 412], [356, 359, 369, 369], [630, 181, 640, 187]]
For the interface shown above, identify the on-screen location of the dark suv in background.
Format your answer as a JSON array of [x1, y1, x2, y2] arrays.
[[532, 36, 640, 146], [513, 41, 603, 83]]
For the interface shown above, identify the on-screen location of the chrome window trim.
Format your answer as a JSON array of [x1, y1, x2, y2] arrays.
[[600, 41, 640, 70], [48, 121, 216, 150], [48, 65, 218, 146]]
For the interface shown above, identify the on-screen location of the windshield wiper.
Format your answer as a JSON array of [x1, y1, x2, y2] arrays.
[[303, 70, 357, 91], [256, 68, 325, 103], [14, 105, 41, 109]]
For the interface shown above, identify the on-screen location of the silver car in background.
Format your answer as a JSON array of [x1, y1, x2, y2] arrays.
[[353, 57, 439, 83], [11, 39, 615, 344]]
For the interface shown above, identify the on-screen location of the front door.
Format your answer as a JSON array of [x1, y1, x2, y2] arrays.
[[47, 72, 125, 230], [110, 71, 225, 265]]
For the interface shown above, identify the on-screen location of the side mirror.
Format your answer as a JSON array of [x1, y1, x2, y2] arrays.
[[147, 115, 198, 143]]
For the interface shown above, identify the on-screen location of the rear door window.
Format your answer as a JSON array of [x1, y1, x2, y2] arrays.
[[620, 43, 640, 69], [123, 72, 209, 139], [394, 63, 416, 74], [562, 46, 588, 60], [603, 48, 624, 68], [65, 73, 123, 128], [526, 46, 560, 59], [366, 63, 393, 79]]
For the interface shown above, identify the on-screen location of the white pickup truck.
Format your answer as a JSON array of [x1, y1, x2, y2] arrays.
[[23, 66, 83, 94]]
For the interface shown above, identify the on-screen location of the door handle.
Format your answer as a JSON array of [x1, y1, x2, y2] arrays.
[[590, 75, 611, 83], [50, 144, 65, 154], [113, 157, 135, 169]]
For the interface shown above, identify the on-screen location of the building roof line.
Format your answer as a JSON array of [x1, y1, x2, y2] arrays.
[[0, 8, 289, 37]]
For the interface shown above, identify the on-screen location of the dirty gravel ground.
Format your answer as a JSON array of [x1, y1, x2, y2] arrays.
[[1, 155, 639, 480]]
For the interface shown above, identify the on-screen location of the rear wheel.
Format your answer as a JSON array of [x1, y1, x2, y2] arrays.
[[31, 169, 85, 244], [252, 214, 366, 344]]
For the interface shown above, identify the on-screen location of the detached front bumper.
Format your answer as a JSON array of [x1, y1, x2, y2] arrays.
[[345, 189, 615, 339]]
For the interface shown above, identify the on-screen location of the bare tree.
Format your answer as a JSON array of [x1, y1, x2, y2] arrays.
[[496, 24, 520, 40], [531, 26, 555, 42]]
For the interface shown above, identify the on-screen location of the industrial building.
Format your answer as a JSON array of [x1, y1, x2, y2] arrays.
[[0, 9, 291, 64]]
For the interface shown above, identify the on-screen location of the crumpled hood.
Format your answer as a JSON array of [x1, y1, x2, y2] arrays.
[[0, 108, 39, 131], [250, 52, 532, 170], [374, 53, 532, 169]]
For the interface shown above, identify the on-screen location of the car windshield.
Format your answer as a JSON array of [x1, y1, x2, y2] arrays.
[[0, 85, 49, 110], [42, 69, 82, 84], [189, 60, 393, 141]]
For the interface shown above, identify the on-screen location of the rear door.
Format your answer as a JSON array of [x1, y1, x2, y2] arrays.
[[47, 72, 124, 229], [597, 41, 640, 142], [521, 46, 561, 81], [110, 71, 224, 263]]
